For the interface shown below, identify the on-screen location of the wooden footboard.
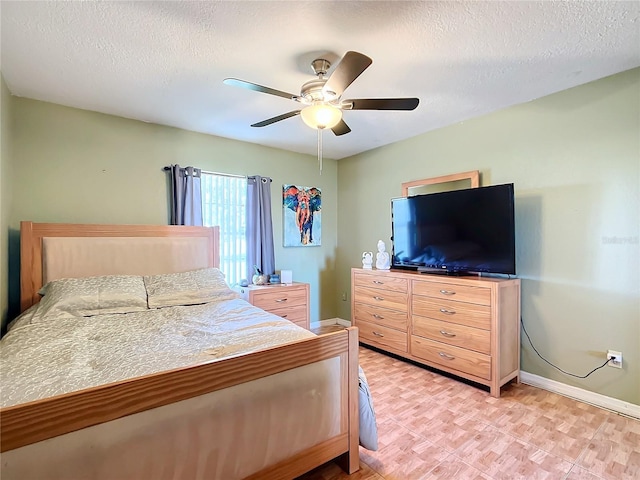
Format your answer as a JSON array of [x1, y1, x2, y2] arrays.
[[0, 327, 360, 479]]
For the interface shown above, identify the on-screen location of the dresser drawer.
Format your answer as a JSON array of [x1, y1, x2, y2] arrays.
[[412, 296, 490, 330], [412, 316, 490, 354], [358, 320, 407, 353], [250, 287, 307, 310], [354, 285, 408, 311], [411, 336, 491, 380], [354, 272, 408, 293], [268, 304, 308, 325], [354, 302, 407, 331], [412, 280, 491, 306]]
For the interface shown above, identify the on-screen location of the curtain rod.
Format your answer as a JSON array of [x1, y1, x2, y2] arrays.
[[163, 166, 246, 179]]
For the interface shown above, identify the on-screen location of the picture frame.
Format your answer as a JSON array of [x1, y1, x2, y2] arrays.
[[282, 185, 322, 247]]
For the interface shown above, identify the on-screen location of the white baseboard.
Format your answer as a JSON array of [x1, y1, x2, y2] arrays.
[[335, 317, 351, 327], [520, 371, 640, 419], [310, 318, 352, 328]]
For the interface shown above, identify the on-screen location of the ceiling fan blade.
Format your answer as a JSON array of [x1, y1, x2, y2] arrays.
[[251, 110, 301, 127], [323, 51, 372, 97], [344, 98, 419, 111], [331, 119, 351, 136], [223, 78, 298, 101]]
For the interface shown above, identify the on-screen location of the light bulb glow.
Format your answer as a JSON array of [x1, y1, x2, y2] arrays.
[[300, 104, 342, 129]]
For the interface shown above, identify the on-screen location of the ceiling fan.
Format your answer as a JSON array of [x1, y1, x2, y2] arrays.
[[223, 51, 419, 136]]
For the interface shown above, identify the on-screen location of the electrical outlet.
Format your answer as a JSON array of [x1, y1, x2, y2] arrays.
[[607, 350, 622, 368]]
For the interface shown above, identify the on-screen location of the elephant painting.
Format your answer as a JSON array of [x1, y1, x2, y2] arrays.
[[283, 185, 322, 247]]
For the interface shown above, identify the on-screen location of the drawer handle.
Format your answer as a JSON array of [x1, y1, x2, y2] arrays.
[[372, 314, 384, 319], [438, 352, 455, 360], [439, 308, 456, 315], [275, 298, 288, 303], [440, 330, 456, 337], [373, 296, 385, 301], [440, 289, 456, 295], [372, 331, 385, 337], [281, 314, 288, 318], [373, 280, 384, 285]]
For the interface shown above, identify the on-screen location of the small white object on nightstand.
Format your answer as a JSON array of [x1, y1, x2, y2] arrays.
[[280, 269, 293, 284]]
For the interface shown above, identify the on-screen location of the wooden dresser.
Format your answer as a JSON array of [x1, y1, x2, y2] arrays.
[[237, 282, 310, 330], [351, 268, 520, 397]]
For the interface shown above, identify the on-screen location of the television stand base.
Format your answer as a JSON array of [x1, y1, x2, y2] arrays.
[[417, 268, 472, 276], [352, 267, 521, 397]]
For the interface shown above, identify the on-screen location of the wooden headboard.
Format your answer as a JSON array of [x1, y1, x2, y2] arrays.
[[20, 221, 220, 312]]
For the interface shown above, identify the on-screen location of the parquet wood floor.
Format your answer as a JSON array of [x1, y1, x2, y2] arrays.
[[298, 334, 639, 480]]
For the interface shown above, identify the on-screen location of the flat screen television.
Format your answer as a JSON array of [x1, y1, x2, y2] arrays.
[[391, 183, 516, 275]]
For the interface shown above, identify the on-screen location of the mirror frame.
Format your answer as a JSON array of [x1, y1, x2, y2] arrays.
[[401, 170, 480, 197]]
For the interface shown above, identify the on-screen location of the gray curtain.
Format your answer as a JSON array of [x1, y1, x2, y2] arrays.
[[169, 164, 203, 226], [246, 175, 275, 277]]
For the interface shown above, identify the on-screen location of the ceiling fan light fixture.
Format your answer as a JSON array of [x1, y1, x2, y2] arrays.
[[300, 103, 342, 130]]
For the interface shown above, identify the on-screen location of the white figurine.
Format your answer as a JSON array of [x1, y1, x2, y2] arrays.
[[376, 240, 391, 270], [362, 251, 373, 269]]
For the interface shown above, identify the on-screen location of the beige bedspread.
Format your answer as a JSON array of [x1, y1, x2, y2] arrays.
[[0, 298, 314, 407]]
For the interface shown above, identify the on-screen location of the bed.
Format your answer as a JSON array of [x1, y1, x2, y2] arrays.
[[0, 221, 361, 479]]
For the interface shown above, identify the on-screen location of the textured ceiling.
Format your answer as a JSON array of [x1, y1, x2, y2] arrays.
[[1, 1, 639, 160]]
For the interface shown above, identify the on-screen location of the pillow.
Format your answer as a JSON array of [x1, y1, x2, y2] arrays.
[[143, 267, 239, 308], [358, 366, 379, 451], [34, 274, 148, 320]]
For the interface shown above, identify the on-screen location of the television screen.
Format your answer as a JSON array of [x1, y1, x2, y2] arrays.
[[391, 184, 516, 275]]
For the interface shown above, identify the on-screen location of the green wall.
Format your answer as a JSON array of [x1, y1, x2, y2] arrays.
[[5, 68, 639, 405], [0, 73, 13, 330], [337, 68, 640, 405], [8, 98, 338, 324]]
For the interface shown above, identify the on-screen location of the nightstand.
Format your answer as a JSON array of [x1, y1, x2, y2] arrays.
[[236, 282, 310, 330]]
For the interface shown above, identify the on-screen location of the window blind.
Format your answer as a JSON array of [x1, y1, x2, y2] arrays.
[[201, 173, 247, 285]]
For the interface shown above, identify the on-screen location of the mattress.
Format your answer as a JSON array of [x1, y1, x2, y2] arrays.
[[1, 298, 315, 407], [1, 297, 348, 479]]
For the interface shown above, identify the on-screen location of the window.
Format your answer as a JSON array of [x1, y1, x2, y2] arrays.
[[201, 173, 246, 286]]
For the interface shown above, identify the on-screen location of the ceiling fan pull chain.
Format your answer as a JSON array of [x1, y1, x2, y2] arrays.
[[317, 127, 323, 174]]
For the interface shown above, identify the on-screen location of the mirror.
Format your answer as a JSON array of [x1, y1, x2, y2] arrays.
[[402, 170, 479, 197]]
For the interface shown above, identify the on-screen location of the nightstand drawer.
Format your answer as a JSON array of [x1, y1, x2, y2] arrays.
[[238, 282, 310, 330], [354, 272, 408, 293], [412, 316, 490, 354], [354, 302, 407, 331], [291, 319, 309, 329], [269, 304, 308, 325], [354, 285, 408, 311], [412, 296, 490, 330], [358, 319, 407, 353], [250, 287, 307, 310], [411, 336, 491, 380], [412, 280, 491, 306]]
